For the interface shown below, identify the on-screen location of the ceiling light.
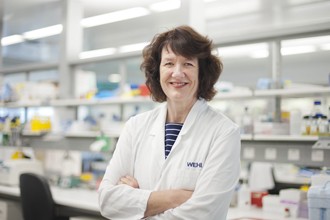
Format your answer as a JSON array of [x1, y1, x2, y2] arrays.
[[250, 50, 269, 59], [81, 7, 150, 28], [118, 42, 149, 53], [1, 34, 24, 46], [320, 43, 330, 51], [79, 48, 117, 59], [218, 43, 268, 58], [282, 35, 330, 47], [207, 0, 260, 19], [149, 0, 181, 12], [23, 24, 63, 40], [281, 45, 316, 56]]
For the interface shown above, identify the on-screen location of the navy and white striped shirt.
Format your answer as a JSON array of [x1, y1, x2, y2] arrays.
[[164, 123, 183, 159]]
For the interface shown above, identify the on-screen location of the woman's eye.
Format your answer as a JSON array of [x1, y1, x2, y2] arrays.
[[164, 62, 173, 66], [185, 63, 193, 66]]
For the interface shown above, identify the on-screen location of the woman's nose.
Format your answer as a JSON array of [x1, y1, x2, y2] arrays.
[[172, 64, 185, 78]]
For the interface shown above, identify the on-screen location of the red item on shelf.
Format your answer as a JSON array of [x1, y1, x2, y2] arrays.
[[251, 191, 268, 207], [139, 84, 150, 96]]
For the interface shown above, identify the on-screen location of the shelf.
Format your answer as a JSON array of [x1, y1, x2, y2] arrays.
[[214, 90, 253, 100], [2, 100, 48, 108], [20, 132, 319, 141], [1, 87, 329, 108], [22, 131, 48, 136], [65, 131, 100, 138], [240, 134, 253, 140], [50, 96, 153, 106], [253, 134, 318, 141], [254, 86, 330, 98], [0, 62, 58, 74], [64, 131, 120, 138]]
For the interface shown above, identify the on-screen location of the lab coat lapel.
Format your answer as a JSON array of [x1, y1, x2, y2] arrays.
[[149, 103, 167, 169], [166, 99, 207, 156]]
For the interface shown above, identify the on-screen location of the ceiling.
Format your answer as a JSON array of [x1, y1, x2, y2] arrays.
[[2, 0, 330, 48]]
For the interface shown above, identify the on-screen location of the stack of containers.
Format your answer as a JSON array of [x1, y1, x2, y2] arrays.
[[279, 188, 308, 218], [308, 174, 330, 220], [262, 194, 282, 215]]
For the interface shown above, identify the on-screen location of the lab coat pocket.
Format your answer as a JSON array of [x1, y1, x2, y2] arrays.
[[175, 169, 201, 190]]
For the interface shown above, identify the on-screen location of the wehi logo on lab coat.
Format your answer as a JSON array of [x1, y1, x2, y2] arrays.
[[186, 162, 203, 168]]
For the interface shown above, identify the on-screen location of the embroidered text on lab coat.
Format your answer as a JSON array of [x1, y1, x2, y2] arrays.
[[187, 162, 203, 168]]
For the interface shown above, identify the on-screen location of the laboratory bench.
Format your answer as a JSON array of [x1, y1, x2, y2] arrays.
[[227, 207, 307, 220], [0, 184, 309, 220], [0, 184, 105, 219]]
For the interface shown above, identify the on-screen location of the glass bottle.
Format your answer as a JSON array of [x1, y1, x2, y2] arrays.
[[301, 115, 311, 135]]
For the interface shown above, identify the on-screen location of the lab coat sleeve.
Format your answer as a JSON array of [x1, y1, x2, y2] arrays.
[[149, 126, 241, 220], [98, 118, 152, 220]]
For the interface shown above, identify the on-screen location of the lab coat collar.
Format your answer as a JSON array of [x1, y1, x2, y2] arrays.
[[179, 99, 207, 136], [148, 99, 208, 170], [149, 99, 207, 136]]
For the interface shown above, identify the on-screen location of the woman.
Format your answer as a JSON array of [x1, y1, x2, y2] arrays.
[[98, 25, 241, 220]]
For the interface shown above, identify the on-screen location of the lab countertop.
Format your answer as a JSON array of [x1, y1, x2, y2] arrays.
[[227, 207, 307, 220], [0, 184, 99, 212], [0, 184, 307, 220]]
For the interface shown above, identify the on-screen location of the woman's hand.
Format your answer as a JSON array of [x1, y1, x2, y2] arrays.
[[117, 175, 140, 188], [144, 189, 193, 217], [117, 176, 193, 217]]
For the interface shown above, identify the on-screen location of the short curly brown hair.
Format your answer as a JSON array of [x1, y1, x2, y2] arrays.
[[140, 25, 223, 103]]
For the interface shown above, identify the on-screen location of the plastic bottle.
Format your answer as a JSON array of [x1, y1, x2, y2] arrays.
[[312, 100, 323, 117], [318, 115, 328, 136], [290, 109, 302, 135], [59, 151, 75, 188], [238, 181, 251, 209], [241, 107, 253, 135]]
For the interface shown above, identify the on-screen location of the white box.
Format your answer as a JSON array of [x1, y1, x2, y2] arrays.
[[0, 159, 43, 186]]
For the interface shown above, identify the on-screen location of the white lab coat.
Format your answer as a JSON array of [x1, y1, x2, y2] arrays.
[[98, 99, 241, 220]]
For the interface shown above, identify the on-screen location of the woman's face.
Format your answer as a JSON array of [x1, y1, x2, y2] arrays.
[[159, 46, 199, 104]]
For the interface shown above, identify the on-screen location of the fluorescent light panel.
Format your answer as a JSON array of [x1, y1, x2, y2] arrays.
[[23, 24, 63, 40], [1, 35, 24, 46], [250, 50, 269, 59], [320, 43, 330, 51], [282, 35, 330, 47], [79, 48, 117, 59], [149, 0, 181, 12], [79, 42, 149, 59], [207, 0, 260, 19], [118, 42, 149, 53], [218, 43, 268, 58], [281, 45, 316, 56], [81, 7, 150, 28]]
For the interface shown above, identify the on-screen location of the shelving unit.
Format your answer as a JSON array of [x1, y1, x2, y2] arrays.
[[2, 86, 329, 107], [0, 81, 329, 167]]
